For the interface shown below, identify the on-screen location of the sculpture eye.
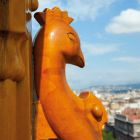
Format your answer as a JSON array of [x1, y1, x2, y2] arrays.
[[67, 33, 75, 41]]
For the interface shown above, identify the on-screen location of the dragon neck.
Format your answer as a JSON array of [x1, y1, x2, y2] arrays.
[[41, 46, 66, 78], [43, 68, 66, 83], [39, 51, 69, 99]]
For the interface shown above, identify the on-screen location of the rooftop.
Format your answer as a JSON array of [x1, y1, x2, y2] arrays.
[[122, 108, 140, 121]]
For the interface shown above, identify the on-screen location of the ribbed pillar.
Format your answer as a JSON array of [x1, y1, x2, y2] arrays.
[[0, 0, 38, 140]]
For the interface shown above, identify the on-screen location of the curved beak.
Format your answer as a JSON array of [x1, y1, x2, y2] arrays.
[[73, 49, 85, 68]]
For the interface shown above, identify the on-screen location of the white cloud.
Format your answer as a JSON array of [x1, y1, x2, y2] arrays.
[[82, 42, 119, 55], [113, 56, 140, 63], [137, 0, 140, 4], [38, 0, 116, 21], [106, 9, 140, 34], [67, 0, 115, 20], [33, 0, 116, 37], [37, 0, 62, 11]]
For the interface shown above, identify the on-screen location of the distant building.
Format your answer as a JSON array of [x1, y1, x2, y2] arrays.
[[110, 102, 120, 110], [115, 108, 140, 140], [106, 115, 115, 137]]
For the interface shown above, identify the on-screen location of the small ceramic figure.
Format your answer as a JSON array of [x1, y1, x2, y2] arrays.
[[34, 7, 108, 140]]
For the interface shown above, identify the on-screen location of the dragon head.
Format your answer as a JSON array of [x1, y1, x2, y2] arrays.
[[34, 7, 85, 68]]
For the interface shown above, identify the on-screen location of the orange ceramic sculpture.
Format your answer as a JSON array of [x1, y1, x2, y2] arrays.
[[34, 7, 108, 140]]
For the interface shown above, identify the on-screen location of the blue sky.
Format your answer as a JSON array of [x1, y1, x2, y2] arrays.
[[32, 0, 140, 90]]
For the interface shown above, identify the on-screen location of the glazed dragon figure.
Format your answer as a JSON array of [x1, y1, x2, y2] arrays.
[[34, 7, 108, 140]]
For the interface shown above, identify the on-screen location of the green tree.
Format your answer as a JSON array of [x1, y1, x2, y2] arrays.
[[103, 130, 116, 140]]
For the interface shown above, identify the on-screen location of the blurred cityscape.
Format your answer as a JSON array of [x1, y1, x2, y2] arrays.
[[75, 84, 140, 140]]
